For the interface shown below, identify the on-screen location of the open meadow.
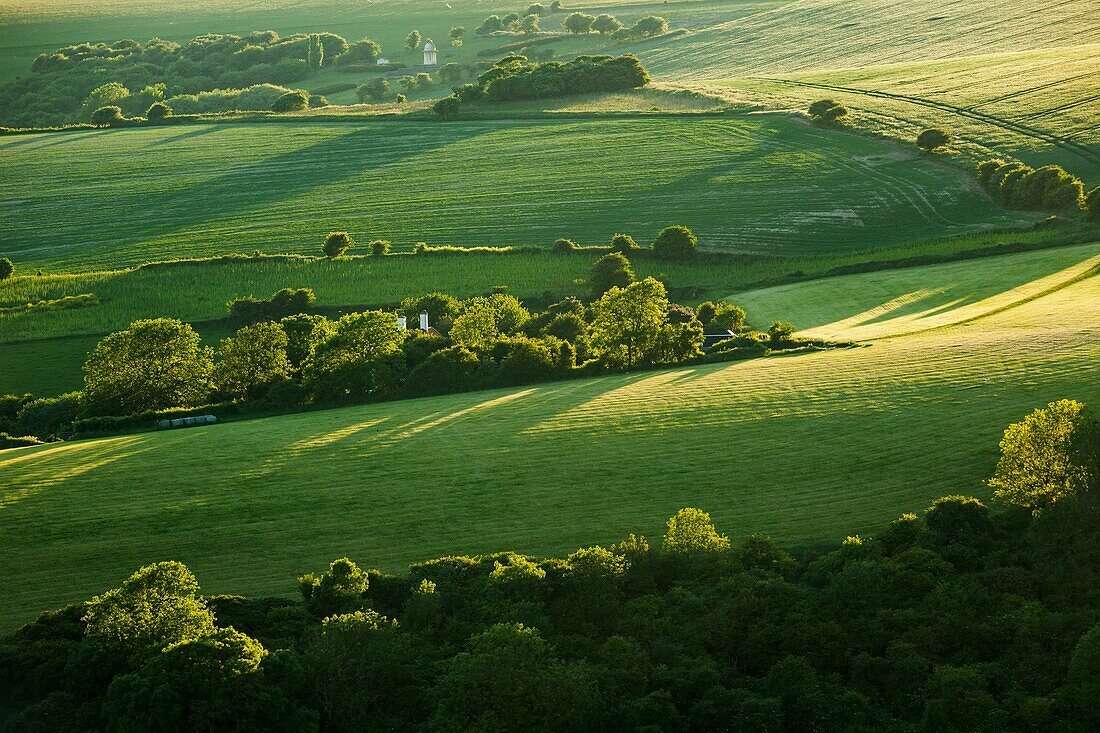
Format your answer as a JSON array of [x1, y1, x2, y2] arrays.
[[0, 115, 1031, 273], [1, 247, 1097, 629]]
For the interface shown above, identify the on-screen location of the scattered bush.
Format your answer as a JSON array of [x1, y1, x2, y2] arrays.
[[356, 78, 390, 102], [1084, 186, 1100, 221], [433, 95, 461, 121], [0, 431, 43, 450], [808, 98, 848, 123], [475, 53, 649, 103], [228, 287, 315, 325], [916, 128, 951, 151], [652, 224, 697, 260], [369, 239, 390, 256], [609, 233, 639, 253], [768, 320, 796, 344], [612, 15, 669, 40], [0, 257, 13, 280], [323, 231, 354, 258], [552, 237, 579, 252]]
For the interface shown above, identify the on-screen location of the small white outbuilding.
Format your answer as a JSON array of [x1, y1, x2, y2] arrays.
[[423, 40, 438, 66]]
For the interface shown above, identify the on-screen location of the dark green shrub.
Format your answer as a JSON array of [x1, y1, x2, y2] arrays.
[[609, 233, 639, 253], [369, 239, 390, 256], [15, 392, 84, 439], [0, 432, 44, 450], [652, 225, 697, 261], [492, 336, 561, 385], [407, 346, 481, 394], [916, 128, 951, 151], [808, 99, 847, 123], [589, 252, 635, 298], [553, 238, 579, 253], [923, 495, 993, 546], [975, 159, 1005, 186], [1085, 186, 1100, 222], [323, 231, 354, 258], [0, 257, 13, 280], [145, 102, 171, 121], [91, 106, 124, 127], [228, 287, 315, 325], [433, 95, 461, 121], [271, 90, 309, 112]]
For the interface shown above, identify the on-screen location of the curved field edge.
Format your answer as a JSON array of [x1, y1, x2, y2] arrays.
[[733, 241, 1100, 340], [1, 273, 1096, 630]]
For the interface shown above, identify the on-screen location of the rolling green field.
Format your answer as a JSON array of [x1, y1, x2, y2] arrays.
[[2, 251, 1096, 629], [737, 241, 1100, 339], [0, 115, 1030, 273]]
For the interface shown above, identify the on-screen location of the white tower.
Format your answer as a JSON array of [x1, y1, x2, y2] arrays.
[[423, 39, 438, 66]]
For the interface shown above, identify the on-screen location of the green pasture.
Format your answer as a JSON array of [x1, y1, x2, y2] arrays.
[[0, 115, 1030, 273], [1, 263, 1096, 630], [737, 241, 1100, 339]]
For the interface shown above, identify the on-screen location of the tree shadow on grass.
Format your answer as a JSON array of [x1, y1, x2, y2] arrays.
[[93, 122, 496, 257], [0, 129, 110, 151]]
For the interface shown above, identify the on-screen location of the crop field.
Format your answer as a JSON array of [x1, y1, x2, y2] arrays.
[[0, 115, 1030, 273], [1, 255, 1096, 629]]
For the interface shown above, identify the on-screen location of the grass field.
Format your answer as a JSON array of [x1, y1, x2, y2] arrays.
[[0, 114, 1030, 273], [737, 241, 1100, 339], [1, 251, 1096, 629]]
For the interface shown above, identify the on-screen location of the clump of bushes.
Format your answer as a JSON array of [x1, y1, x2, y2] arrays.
[[808, 98, 848, 123], [272, 90, 310, 112], [227, 287, 316, 325], [652, 224, 697, 260], [976, 159, 1085, 211], [0, 257, 13, 280], [323, 231, 354, 258]]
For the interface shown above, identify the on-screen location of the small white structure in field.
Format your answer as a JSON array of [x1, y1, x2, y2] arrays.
[[423, 40, 438, 66], [377, 57, 390, 65]]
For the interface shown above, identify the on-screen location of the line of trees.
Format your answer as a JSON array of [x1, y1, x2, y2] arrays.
[[2, 30, 383, 127], [1, 243, 831, 444], [976, 159, 1091, 214], [1, 400, 1097, 731]]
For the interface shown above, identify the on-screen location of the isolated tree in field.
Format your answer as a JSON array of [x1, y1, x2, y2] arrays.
[[449, 26, 465, 46], [527, 3, 546, 15], [589, 251, 635, 298], [369, 239, 390, 256], [405, 30, 422, 50], [398, 75, 417, 90], [323, 231, 354, 258], [357, 78, 391, 102], [91, 105, 124, 127], [589, 277, 668, 366], [564, 12, 595, 34], [415, 72, 433, 89], [434, 95, 461, 121], [145, 102, 171, 121], [0, 257, 13, 280], [916, 128, 952, 151], [214, 322, 293, 401], [272, 90, 309, 112], [592, 14, 623, 35], [989, 399, 1097, 512], [395, 93, 407, 103], [652, 224, 698, 260], [550, 0, 565, 11], [439, 62, 464, 84], [84, 318, 213, 415], [663, 507, 730, 553], [83, 561, 216, 649]]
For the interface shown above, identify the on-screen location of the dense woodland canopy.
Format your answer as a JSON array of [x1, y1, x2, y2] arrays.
[[1, 400, 1097, 732]]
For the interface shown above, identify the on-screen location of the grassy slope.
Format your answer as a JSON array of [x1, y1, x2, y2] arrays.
[[736, 241, 1100, 339], [0, 115, 1029, 272], [1, 253, 1097, 629]]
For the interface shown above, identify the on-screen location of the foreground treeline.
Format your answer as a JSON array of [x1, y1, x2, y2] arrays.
[[1, 400, 1098, 732], [0, 243, 834, 445]]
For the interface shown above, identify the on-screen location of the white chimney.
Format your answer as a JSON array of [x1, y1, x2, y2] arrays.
[[397, 315, 407, 329], [419, 311, 429, 331]]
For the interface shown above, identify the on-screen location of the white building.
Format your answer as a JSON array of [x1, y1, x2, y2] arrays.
[[376, 57, 390, 65], [423, 40, 438, 66]]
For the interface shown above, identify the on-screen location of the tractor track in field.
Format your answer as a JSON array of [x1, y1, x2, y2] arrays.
[[751, 77, 1100, 167]]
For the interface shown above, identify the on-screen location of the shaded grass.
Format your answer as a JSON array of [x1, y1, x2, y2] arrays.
[[0, 114, 1030, 273], [1, 268, 1096, 630]]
